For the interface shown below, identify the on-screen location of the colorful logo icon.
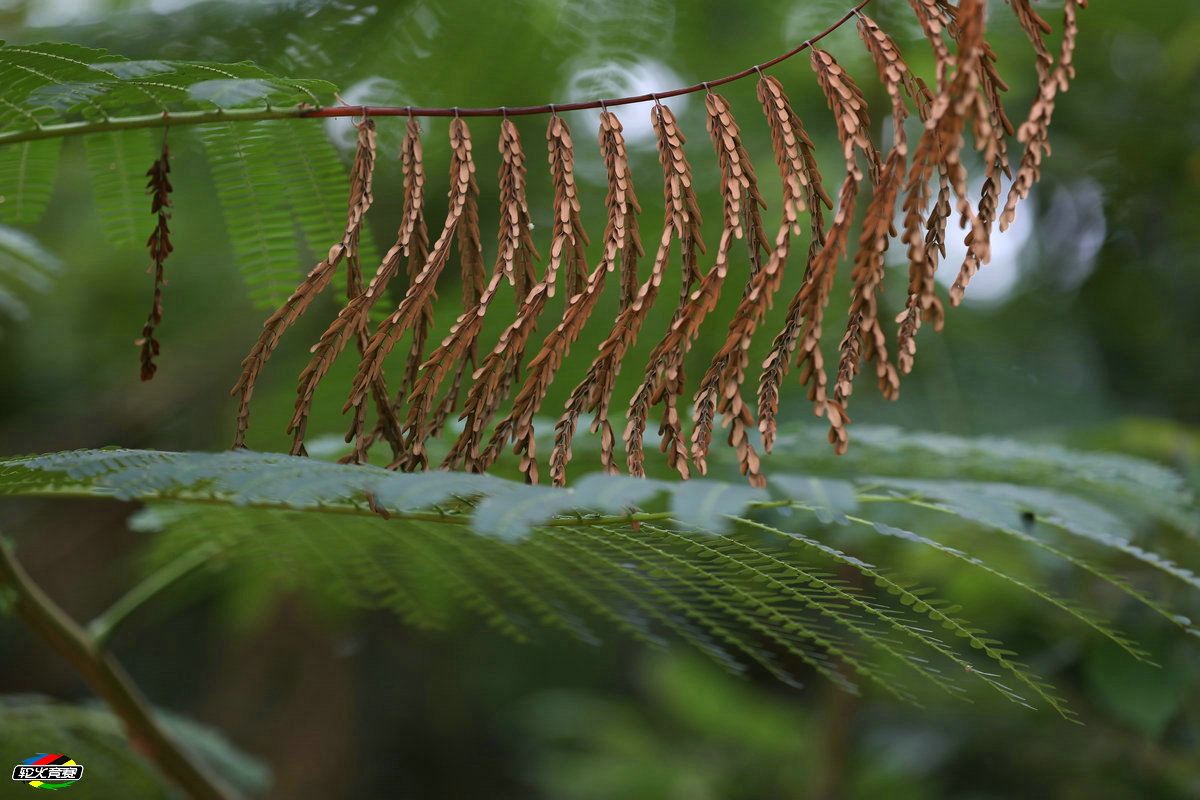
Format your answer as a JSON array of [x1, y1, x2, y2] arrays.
[[11, 755, 84, 790]]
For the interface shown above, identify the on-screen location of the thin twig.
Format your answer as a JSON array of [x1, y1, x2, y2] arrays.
[[0, 538, 240, 800], [87, 541, 221, 649], [0, 0, 874, 148]]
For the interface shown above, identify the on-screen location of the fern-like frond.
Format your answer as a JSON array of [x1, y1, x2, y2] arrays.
[[732, 515, 1072, 717], [84, 130, 157, 248], [265, 120, 375, 263], [0, 223, 61, 330], [0, 139, 60, 224], [0, 42, 334, 137], [846, 511, 1154, 663], [882, 479, 1200, 592], [767, 425, 1197, 534], [0, 695, 269, 798], [0, 42, 348, 307], [1, 427, 1195, 717], [857, 480, 1200, 640], [200, 121, 319, 309]]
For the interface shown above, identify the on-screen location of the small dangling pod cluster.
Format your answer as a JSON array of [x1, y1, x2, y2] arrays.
[[136, 137, 173, 381]]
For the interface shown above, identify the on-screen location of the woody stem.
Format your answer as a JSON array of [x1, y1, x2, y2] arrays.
[[0, 536, 240, 800]]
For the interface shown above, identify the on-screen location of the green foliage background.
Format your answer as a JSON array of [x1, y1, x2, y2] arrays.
[[0, 0, 1197, 798]]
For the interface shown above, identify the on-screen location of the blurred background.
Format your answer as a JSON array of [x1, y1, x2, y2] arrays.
[[0, 0, 1198, 797]]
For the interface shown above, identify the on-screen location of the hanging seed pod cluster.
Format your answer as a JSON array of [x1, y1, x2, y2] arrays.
[[229, 0, 1088, 486]]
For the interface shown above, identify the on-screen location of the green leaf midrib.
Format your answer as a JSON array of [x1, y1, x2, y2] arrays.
[[0, 106, 313, 147], [0, 476, 788, 529]]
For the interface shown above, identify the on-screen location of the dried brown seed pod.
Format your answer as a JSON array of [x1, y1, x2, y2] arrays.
[[1000, 0, 1088, 233], [623, 101, 707, 479], [691, 75, 829, 487], [626, 91, 764, 480], [445, 113, 587, 474], [494, 112, 637, 484], [335, 118, 476, 462], [399, 118, 538, 472], [834, 13, 911, 416], [548, 103, 694, 484], [136, 139, 172, 382], [894, 0, 991, 378], [230, 120, 378, 450], [549, 111, 644, 486]]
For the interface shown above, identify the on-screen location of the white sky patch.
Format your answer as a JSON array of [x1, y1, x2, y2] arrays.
[[562, 58, 690, 149], [887, 176, 1036, 306], [148, 0, 214, 14], [26, 0, 105, 26], [938, 191, 1034, 305]]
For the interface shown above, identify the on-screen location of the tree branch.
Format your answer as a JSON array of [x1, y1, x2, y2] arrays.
[[0, 537, 242, 800], [0, 0, 873, 148]]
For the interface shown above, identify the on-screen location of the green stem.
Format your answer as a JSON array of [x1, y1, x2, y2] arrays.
[[88, 542, 222, 649], [0, 537, 242, 800], [0, 107, 307, 147]]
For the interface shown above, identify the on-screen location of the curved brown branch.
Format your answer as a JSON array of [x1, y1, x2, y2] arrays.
[[0, 539, 241, 800], [293, 2, 877, 122]]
